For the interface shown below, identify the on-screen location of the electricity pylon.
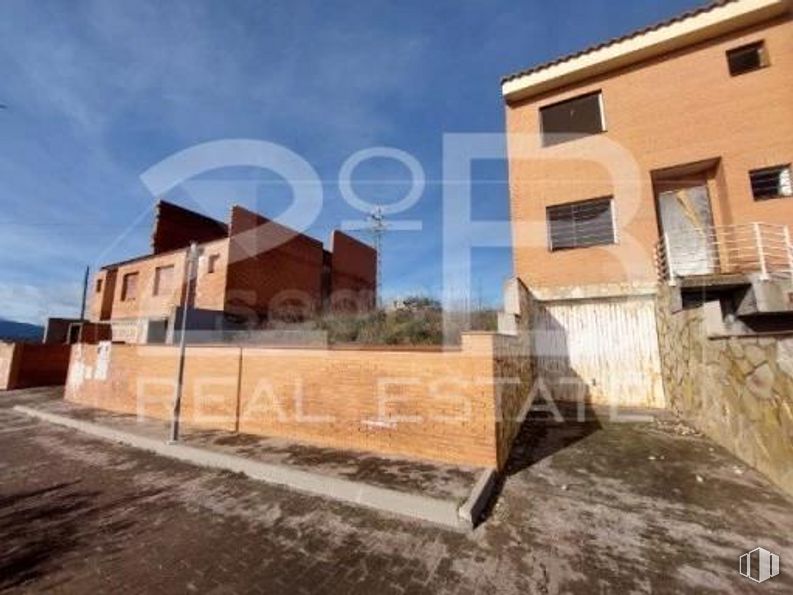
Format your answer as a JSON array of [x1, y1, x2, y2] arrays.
[[367, 207, 388, 308]]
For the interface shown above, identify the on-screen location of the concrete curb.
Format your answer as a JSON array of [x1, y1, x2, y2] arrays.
[[14, 405, 481, 531], [458, 468, 498, 528]]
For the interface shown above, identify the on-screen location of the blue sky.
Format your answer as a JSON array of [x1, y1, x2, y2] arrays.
[[0, 0, 703, 324]]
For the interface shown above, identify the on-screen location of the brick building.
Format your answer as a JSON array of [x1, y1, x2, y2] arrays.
[[89, 201, 376, 343], [501, 0, 793, 406]]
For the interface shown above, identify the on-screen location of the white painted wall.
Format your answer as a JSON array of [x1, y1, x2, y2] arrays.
[[531, 295, 665, 408]]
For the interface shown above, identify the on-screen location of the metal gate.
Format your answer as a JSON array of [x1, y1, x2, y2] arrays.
[[531, 295, 665, 408]]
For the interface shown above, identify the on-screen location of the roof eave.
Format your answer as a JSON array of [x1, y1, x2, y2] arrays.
[[501, 0, 790, 103]]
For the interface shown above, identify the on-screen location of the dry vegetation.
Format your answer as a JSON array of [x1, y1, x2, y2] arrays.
[[267, 296, 497, 345]]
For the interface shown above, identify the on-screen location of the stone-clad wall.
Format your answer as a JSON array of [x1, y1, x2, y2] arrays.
[[656, 285, 793, 497]]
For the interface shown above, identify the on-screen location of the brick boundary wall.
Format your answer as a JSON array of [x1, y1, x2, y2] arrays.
[[64, 333, 533, 469], [0, 342, 71, 390], [0, 343, 18, 390]]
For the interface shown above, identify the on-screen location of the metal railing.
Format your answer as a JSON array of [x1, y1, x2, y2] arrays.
[[655, 222, 793, 284]]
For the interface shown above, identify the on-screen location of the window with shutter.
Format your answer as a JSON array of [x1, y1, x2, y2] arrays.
[[547, 197, 616, 251]]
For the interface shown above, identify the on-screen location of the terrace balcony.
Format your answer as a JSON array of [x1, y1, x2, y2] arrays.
[[655, 222, 793, 317], [656, 222, 793, 283]]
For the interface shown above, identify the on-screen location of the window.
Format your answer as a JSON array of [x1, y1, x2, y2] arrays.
[[750, 165, 792, 200], [153, 265, 175, 296], [95, 278, 103, 293], [121, 272, 138, 301], [207, 254, 220, 274], [726, 41, 767, 76], [540, 91, 605, 146], [547, 197, 615, 251]]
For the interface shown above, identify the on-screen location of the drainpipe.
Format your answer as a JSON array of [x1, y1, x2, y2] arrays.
[[169, 242, 199, 443]]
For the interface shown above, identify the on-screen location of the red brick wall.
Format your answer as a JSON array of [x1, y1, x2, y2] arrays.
[[66, 344, 240, 431], [0, 343, 71, 390], [505, 15, 793, 288], [224, 206, 325, 319], [328, 231, 376, 311], [151, 200, 228, 254], [90, 204, 377, 325], [64, 333, 533, 468]]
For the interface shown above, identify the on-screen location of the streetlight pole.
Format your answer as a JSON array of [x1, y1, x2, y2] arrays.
[[169, 242, 199, 443], [79, 266, 89, 320]]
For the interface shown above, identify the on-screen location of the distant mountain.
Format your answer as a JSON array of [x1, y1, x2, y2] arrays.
[[0, 319, 44, 342]]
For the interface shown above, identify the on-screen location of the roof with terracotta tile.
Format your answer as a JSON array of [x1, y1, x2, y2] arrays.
[[500, 0, 737, 84]]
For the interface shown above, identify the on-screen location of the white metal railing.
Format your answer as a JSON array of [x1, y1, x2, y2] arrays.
[[655, 222, 793, 285]]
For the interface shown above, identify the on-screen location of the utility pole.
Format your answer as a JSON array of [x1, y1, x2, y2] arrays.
[[367, 207, 388, 308], [79, 266, 89, 320], [169, 242, 199, 443]]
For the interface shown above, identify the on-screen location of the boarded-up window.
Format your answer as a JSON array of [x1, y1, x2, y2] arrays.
[[547, 197, 615, 251], [153, 265, 175, 296], [121, 272, 138, 301], [540, 91, 605, 146], [750, 165, 792, 200], [726, 41, 767, 76]]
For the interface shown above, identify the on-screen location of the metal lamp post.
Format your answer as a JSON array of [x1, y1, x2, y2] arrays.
[[169, 242, 199, 443]]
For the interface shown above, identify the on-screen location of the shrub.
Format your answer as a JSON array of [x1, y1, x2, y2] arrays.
[[266, 295, 497, 346]]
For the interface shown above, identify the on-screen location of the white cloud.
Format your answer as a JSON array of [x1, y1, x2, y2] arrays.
[[0, 281, 82, 325], [0, 0, 435, 318]]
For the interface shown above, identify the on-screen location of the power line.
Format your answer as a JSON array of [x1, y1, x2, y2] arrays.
[[0, 221, 131, 227]]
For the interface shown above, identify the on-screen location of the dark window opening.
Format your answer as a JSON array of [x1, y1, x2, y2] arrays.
[[750, 164, 792, 200], [121, 272, 138, 301], [540, 91, 604, 146], [95, 278, 103, 293], [207, 253, 220, 274], [726, 41, 767, 76], [547, 197, 615, 251]]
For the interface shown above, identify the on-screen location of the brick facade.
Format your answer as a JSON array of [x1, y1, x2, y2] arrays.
[[505, 13, 793, 288], [328, 231, 377, 312], [89, 202, 377, 338], [225, 206, 325, 319]]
